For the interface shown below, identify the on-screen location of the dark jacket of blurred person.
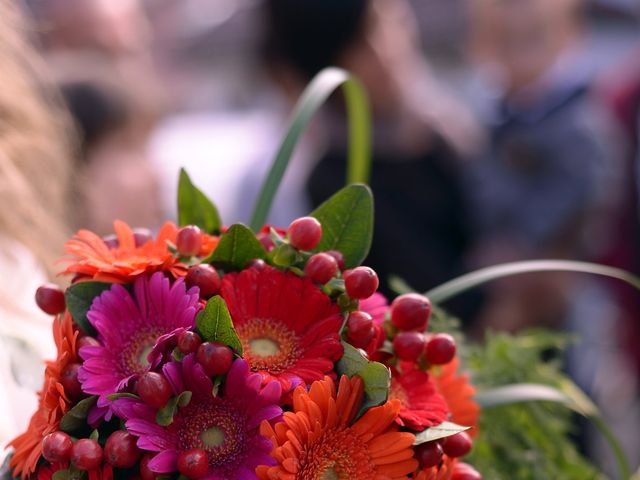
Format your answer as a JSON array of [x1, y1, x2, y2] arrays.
[[263, 0, 483, 306]]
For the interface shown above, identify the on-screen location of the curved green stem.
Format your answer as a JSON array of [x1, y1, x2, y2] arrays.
[[425, 260, 640, 305], [249, 68, 371, 232]]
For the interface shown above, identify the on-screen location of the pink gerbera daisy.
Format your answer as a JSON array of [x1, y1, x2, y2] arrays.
[[220, 265, 343, 393], [113, 356, 282, 480], [390, 367, 450, 431], [78, 272, 200, 416]]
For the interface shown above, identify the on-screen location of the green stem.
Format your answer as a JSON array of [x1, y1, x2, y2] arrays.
[[249, 68, 371, 232], [425, 260, 640, 305]]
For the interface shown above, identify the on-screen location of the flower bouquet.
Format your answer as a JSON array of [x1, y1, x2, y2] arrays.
[[7, 173, 482, 480], [4, 68, 639, 480]]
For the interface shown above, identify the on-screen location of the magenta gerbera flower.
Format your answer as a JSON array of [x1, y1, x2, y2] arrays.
[[78, 272, 200, 414], [113, 356, 282, 480], [220, 265, 343, 393]]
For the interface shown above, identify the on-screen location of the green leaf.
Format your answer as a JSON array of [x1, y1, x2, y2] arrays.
[[335, 342, 390, 416], [309, 184, 374, 269], [177, 168, 222, 234], [249, 67, 371, 232], [204, 224, 265, 269], [107, 392, 140, 401], [196, 296, 243, 355], [414, 421, 471, 445], [426, 260, 640, 305], [65, 282, 113, 335], [52, 471, 69, 480], [59, 396, 97, 433], [89, 429, 99, 441], [156, 391, 192, 426]]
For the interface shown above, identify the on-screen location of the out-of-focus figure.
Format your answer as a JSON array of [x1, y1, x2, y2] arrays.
[[25, 0, 165, 235], [466, 0, 622, 330], [466, 0, 639, 471], [0, 0, 72, 454], [263, 0, 483, 301]]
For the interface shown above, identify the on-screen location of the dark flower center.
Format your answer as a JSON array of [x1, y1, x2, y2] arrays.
[[118, 327, 164, 375]]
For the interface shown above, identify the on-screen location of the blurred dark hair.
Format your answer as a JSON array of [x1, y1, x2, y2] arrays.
[[60, 81, 128, 156], [263, 0, 369, 79]]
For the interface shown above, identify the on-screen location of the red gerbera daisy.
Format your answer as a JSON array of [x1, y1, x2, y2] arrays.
[[389, 367, 450, 431], [220, 265, 343, 393], [60, 220, 217, 283]]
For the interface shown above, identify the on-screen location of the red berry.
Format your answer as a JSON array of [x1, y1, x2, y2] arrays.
[[346, 311, 375, 349], [390, 293, 431, 332], [325, 250, 346, 271], [70, 438, 103, 471], [442, 431, 472, 458], [42, 431, 73, 463], [77, 336, 101, 350], [287, 217, 322, 251], [104, 430, 141, 468], [414, 441, 443, 469], [343, 267, 379, 299], [133, 228, 153, 247], [177, 225, 203, 257], [393, 331, 425, 361], [305, 253, 338, 284], [185, 264, 221, 298], [136, 372, 172, 409], [60, 363, 84, 400], [35, 284, 65, 315], [425, 333, 456, 365], [177, 449, 208, 478], [140, 453, 157, 480], [178, 330, 202, 354], [451, 463, 482, 480], [196, 342, 233, 376]]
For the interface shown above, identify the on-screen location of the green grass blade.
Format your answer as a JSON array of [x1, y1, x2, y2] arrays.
[[426, 260, 640, 305], [249, 67, 371, 232]]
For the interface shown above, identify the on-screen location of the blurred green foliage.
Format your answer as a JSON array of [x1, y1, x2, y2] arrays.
[[430, 309, 604, 479]]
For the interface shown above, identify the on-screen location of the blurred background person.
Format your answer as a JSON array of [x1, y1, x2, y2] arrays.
[[0, 0, 73, 454], [25, 0, 166, 235], [262, 0, 484, 306], [466, 0, 639, 469]]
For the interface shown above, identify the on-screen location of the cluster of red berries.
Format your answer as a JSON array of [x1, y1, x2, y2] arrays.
[[42, 430, 141, 472], [389, 293, 457, 366], [287, 216, 380, 300], [414, 431, 476, 474], [134, 332, 234, 409]]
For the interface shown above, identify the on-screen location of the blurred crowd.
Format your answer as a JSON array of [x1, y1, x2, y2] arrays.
[[1, 0, 640, 474]]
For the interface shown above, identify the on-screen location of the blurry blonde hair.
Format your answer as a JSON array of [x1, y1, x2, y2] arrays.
[[0, 0, 73, 278]]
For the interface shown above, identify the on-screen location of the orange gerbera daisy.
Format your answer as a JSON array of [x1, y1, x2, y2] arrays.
[[415, 456, 457, 480], [9, 312, 80, 480], [60, 220, 218, 283], [257, 375, 418, 480], [433, 358, 480, 434]]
